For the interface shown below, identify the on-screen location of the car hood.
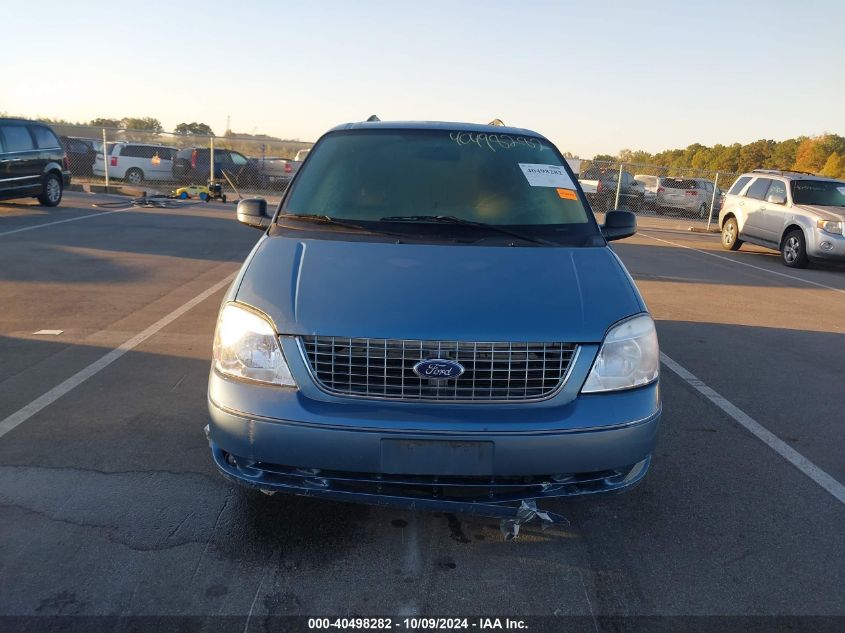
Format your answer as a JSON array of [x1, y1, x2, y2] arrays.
[[234, 236, 644, 343], [797, 205, 845, 222]]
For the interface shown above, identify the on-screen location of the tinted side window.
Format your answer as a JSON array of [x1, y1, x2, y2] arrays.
[[121, 145, 153, 159], [1, 125, 35, 152], [230, 152, 248, 166], [745, 178, 773, 200], [728, 176, 752, 195], [31, 126, 60, 149]]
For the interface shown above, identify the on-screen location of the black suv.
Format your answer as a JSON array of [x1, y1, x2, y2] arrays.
[[172, 147, 259, 185], [60, 136, 98, 177], [0, 118, 71, 206]]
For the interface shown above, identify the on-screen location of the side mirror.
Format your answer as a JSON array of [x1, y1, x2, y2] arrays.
[[236, 197, 271, 229], [602, 209, 637, 241], [766, 193, 786, 205]]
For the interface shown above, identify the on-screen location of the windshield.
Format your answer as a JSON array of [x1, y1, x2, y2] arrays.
[[791, 180, 845, 206], [283, 129, 596, 236]]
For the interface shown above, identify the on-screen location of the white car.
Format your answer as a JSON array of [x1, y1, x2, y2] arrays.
[[93, 142, 177, 184], [634, 174, 662, 207]]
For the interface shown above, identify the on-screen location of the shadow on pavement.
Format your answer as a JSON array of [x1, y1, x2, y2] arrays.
[[0, 209, 260, 284]]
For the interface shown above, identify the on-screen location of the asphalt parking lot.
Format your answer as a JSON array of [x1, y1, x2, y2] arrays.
[[1, 191, 843, 632]]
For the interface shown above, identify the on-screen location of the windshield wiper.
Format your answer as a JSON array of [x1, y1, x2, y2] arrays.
[[378, 215, 557, 246], [277, 214, 403, 237]]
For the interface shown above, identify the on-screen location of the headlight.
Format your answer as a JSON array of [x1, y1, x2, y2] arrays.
[[212, 303, 296, 386], [817, 219, 843, 235], [581, 314, 659, 393]]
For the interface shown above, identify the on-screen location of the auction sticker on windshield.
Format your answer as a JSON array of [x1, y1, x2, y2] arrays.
[[519, 163, 576, 189]]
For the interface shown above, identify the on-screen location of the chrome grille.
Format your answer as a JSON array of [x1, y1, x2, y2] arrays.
[[298, 336, 578, 402]]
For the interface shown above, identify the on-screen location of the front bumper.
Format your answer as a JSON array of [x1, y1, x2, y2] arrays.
[[206, 378, 661, 516], [209, 436, 652, 518], [808, 229, 845, 262]]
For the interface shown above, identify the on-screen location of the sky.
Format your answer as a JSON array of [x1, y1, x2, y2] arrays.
[[2, 0, 843, 158]]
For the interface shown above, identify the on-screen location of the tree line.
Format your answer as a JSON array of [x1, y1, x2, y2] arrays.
[[16, 114, 300, 143], [592, 134, 845, 179]]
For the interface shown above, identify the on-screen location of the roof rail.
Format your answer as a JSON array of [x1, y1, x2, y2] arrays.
[[366, 114, 380, 122], [751, 168, 817, 176], [488, 118, 505, 126]]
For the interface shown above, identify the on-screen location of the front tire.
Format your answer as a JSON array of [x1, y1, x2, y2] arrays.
[[721, 217, 742, 251], [37, 172, 63, 207], [125, 168, 144, 184], [781, 230, 809, 268], [698, 203, 708, 219]]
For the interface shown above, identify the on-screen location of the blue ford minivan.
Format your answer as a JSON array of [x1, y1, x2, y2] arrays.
[[206, 120, 661, 518]]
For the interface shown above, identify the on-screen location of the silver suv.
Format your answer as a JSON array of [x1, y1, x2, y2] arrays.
[[719, 170, 845, 268], [656, 177, 721, 219]]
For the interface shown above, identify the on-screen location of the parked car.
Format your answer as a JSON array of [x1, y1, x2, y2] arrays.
[[579, 167, 645, 211], [59, 136, 98, 177], [0, 118, 71, 207], [656, 177, 721, 219], [206, 119, 662, 519], [93, 142, 177, 184], [633, 174, 667, 208], [719, 169, 845, 268], [255, 156, 296, 189], [172, 147, 259, 187]]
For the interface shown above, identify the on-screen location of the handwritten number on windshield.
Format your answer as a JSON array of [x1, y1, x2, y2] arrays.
[[449, 132, 546, 153]]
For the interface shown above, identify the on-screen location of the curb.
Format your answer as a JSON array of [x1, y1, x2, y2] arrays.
[[688, 226, 720, 234], [67, 183, 149, 197]]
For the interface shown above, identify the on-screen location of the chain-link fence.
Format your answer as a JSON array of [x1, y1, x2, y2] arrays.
[[51, 123, 313, 201], [574, 159, 740, 226], [52, 122, 741, 225]]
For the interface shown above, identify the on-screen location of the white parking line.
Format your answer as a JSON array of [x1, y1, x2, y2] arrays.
[[660, 352, 845, 505], [0, 272, 236, 441], [0, 209, 126, 237], [640, 232, 845, 295]]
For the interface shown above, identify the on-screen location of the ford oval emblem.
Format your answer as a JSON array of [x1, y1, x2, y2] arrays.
[[413, 359, 465, 381]]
